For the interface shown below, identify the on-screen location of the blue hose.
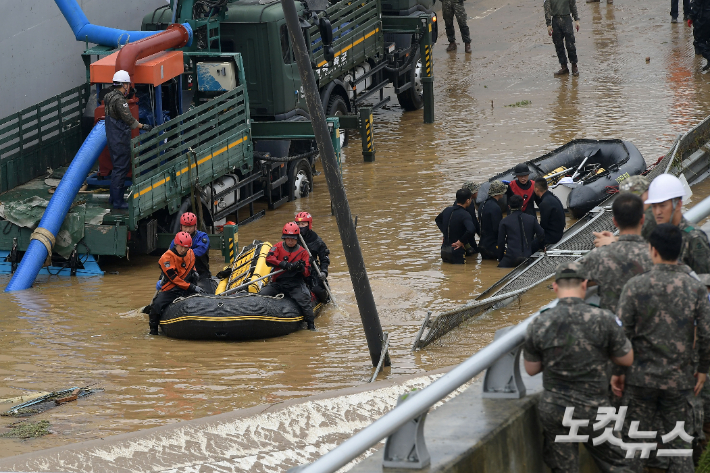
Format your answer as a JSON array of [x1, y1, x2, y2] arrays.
[[5, 122, 108, 292], [54, 0, 158, 46]]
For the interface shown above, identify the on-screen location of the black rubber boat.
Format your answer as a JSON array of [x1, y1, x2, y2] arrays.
[[477, 139, 646, 218], [159, 240, 325, 341], [160, 293, 324, 340]]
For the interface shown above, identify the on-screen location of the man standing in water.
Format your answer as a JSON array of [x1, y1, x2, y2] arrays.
[[544, 0, 580, 76], [506, 163, 536, 217]]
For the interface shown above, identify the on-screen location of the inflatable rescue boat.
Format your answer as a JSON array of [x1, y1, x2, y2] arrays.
[[477, 139, 646, 218], [160, 240, 324, 340]]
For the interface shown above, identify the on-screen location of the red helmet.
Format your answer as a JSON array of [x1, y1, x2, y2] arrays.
[[180, 212, 197, 226], [174, 231, 193, 248], [294, 211, 313, 230], [282, 222, 300, 239]]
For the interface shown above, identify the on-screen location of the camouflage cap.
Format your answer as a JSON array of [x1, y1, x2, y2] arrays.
[[619, 175, 650, 195], [488, 180, 507, 196], [463, 181, 479, 193], [554, 261, 585, 281], [698, 274, 710, 287]]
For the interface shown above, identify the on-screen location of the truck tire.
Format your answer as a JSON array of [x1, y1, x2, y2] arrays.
[[396, 49, 424, 111], [288, 158, 313, 200], [326, 94, 349, 148]]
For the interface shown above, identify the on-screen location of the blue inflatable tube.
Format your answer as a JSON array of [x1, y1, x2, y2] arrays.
[[54, 0, 157, 46], [5, 122, 108, 292]]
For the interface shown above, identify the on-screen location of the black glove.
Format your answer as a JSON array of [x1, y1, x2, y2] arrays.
[[190, 284, 205, 294], [142, 124, 152, 132], [216, 268, 233, 279], [294, 260, 306, 272], [319, 270, 328, 280]]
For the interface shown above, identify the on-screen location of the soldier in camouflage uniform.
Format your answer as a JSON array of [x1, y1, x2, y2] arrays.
[[443, 0, 471, 53], [544, 0, 581, 76], [524, 261, 634, 473], [615, 224, 710, 471], [646, 174, 710, 274], [696, 274, 710, 462], [579, 193, 653, 314]]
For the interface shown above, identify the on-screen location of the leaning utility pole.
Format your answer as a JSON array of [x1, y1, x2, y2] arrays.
[[281, 0, 389, 367]]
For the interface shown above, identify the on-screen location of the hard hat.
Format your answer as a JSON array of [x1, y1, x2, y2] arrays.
[[488, 180, 507, 196], [113, 70, 131, 84], [463, 181, 479, 193], [174, 231, 193, 248], [514, 163, 531, 176], [294, 212, 313, 230], [645, 174, 687, 204], [619, 175, 650, 195], [282, 222, 300, 238], [180, 212, 197, 227]]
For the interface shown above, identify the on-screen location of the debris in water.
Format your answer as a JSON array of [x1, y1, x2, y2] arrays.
[[506, 100, 532, 107], [1, 386, 101, 417], [646, 56, 651, 63], [0, 420, 50, 439]]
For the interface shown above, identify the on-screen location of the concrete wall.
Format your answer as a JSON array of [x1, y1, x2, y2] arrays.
[[0, 0, 166, 119]]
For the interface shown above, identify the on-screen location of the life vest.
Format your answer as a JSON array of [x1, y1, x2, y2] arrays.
[[509, 179, 535, 212], [265, 242, 311, 281], [159, 248, 196, 291]]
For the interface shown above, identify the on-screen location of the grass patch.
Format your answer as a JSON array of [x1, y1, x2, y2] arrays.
[[506, 100, 532, 107], [1, 420, 50, 439]]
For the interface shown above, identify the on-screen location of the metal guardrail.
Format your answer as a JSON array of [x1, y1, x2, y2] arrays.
[[291, 194, 710, 473]]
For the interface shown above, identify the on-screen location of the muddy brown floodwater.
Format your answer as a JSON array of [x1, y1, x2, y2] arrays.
[[1, 0, 710, 458]]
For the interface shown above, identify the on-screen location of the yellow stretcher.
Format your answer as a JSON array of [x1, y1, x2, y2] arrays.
[[216, 241, 273, 295]]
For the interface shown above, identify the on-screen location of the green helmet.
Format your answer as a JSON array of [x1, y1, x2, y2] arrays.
[[488, 180, 507, 197], [619, 175, 650, 195], [463, 181, 479, 193]]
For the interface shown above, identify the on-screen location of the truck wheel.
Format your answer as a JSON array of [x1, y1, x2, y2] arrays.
[[326, 95, 349, 148], [288, 158, 312, 200], [397, 50, 424, 111]]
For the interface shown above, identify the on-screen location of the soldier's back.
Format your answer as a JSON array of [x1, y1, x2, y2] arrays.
[[679, 217, 710, 274], [525, 297, 630, 406], [579, 234, 653, 313]]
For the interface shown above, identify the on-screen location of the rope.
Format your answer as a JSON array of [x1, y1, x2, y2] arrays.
[[30, 227, 55, 267], [254, 150, 318, 163]]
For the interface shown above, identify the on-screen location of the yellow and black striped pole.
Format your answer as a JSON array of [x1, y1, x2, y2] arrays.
[[222, 223, 238, 263], [420, 16, 435, 124], [359, 106, 375, 162]]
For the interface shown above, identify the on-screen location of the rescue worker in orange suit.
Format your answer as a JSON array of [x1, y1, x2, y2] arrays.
[[294, 212, 330, 303], [262, 222, 317, 331], [505, 163, 537, 217], [170, 212, 212, 291], [149, 232, 204, 335]]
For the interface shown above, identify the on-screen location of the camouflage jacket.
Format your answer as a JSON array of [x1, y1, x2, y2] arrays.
[[679, 218, 710, 274], [524, 297, 631, 406], [579, 234, 653, 313], [617, 264, 710, 390], [641, 207, 655, 241], [104, 89, 139, 129]]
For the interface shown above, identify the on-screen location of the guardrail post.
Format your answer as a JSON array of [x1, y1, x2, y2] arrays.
[[222, 223, 238, 263], [481, 325, 527, 399], [382, 389, 430, 469], [419, 16, 434, 124], [359, 107, 375, 162]]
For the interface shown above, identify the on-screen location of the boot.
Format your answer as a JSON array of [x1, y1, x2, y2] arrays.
[[586, 0, 600, 2], [149, 325, 159, 335], [112, 187, 128, 210], [571, 63, 579, 76], [446, 42, 457, 52], [307, 321, 317, 331], [554, 65, 570, 76], [464, 43, 472, 53]]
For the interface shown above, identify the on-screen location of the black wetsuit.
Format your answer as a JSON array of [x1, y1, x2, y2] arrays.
[[479, 197, 503, 260], [301, 228, 331, 303], [534, 190, 565, 252], [454, 200, 480, 253], [435, 204, 475, 264], [497, 210, 545, 268]]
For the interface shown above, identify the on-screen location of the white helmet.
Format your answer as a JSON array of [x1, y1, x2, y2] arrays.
[[112, 70, 131, 84], [644, 173, 687, 204]]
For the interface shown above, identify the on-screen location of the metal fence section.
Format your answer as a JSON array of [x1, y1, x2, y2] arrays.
[[412, 137, 681, 350]]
